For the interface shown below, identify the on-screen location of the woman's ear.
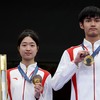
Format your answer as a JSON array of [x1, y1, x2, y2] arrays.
[[37, 46, 39, 51], [17, 46, 20, 52]]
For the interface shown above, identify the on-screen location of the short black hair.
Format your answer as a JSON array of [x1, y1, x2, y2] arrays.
[[17, 29, 39, 47], [78, 6, 100, 23]]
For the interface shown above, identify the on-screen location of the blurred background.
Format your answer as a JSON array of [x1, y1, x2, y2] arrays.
[[0, 0, 100, 99]]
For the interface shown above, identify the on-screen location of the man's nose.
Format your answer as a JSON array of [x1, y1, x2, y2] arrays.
[[91, 20, 96, 26]]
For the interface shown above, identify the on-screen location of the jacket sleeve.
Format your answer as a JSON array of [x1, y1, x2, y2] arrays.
[[51, 50, 78, 91], [39, 74, 53, 100]]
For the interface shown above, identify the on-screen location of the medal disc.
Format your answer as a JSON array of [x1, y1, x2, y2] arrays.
[[32, 75, 42, 84], [83, 55, 94, 66]]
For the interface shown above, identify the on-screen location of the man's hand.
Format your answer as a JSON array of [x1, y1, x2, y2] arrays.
[[74, 50, 90, 65]]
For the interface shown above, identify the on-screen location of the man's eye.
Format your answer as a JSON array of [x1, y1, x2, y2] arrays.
[[95, 19, 100, 22]]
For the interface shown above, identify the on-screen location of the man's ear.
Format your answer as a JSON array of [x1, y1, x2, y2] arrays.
[[79, 22, 84, 29]]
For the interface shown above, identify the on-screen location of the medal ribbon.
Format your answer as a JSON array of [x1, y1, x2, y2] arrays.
[[18, 65, 39, 83], [81, 43, 100, 58], [91, 45, 100, 58]]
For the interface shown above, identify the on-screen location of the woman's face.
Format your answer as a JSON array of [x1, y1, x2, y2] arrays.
[[18, 36, 38, 61]]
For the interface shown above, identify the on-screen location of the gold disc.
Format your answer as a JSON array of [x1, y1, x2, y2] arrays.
[[32, 75, 42, 84], [33, 78, 41, 84], [83, 55, 94, 66]]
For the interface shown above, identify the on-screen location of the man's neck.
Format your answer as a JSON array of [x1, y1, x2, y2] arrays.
[[85, 36, 100, 44]]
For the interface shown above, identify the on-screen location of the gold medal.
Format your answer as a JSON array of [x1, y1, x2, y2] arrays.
[[83, 55, 94, 66], [32, 75, 42, 84]]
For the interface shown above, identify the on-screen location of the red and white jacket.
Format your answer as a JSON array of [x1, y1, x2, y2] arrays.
[[52, 39, 100, 100], [7, 62, 52, 100]]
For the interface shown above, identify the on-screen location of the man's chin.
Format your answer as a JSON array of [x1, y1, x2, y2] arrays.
[[88, 33, 98, 37]]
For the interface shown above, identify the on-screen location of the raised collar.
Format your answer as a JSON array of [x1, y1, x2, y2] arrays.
[[83, 39, 100, 50], [19, 62, 37, 72]]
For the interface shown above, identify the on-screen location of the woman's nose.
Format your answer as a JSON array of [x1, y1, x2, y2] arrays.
[[26, 45, 31, 50]]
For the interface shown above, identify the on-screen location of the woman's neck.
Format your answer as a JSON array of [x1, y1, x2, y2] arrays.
[[21, 59, 35, 67]]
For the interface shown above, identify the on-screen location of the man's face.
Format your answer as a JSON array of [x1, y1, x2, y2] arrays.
[[80, 16, 100, 38]]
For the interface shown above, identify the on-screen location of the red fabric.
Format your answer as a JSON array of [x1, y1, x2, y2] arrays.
[[7, 67, 17, 100], [39, 68, 50, 93], [67, 46, 79, 100]]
